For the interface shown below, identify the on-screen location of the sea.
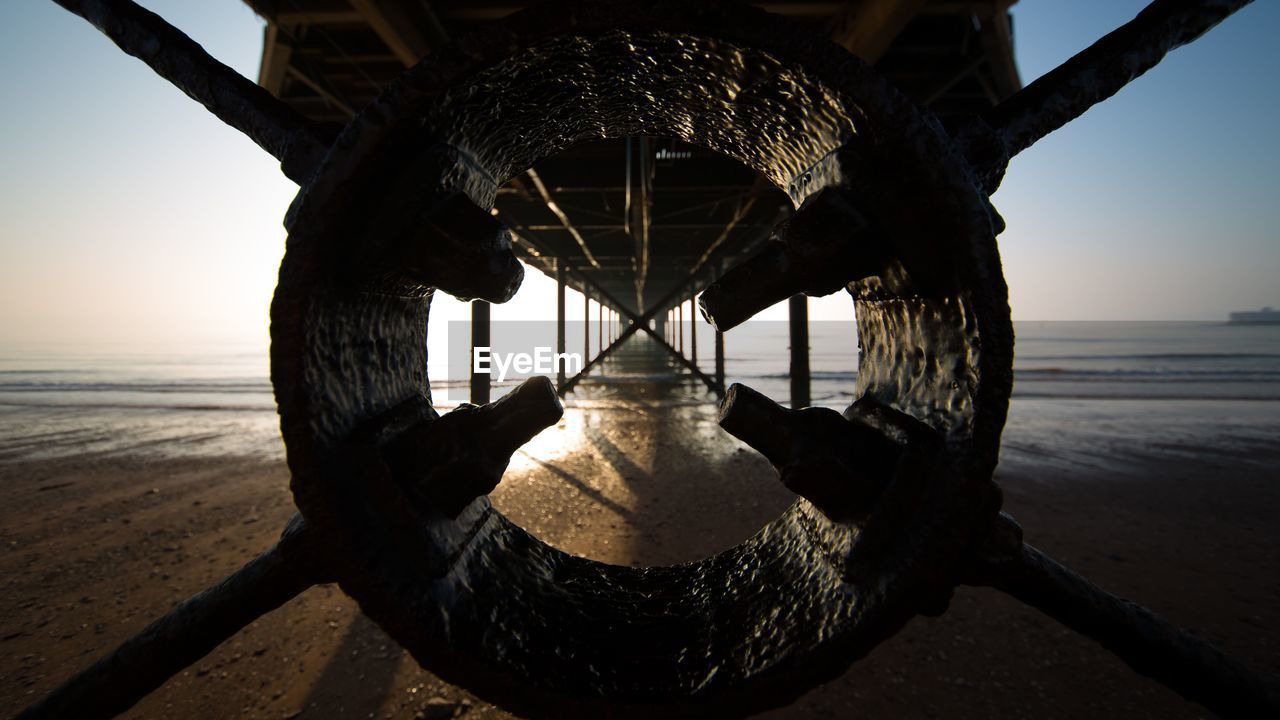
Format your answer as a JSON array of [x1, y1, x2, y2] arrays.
[[1, 322, 1278, 469]]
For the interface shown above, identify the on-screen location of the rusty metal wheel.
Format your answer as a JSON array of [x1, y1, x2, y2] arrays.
[[24, 1, 1277, 719], [270, 4, 1008, 716]]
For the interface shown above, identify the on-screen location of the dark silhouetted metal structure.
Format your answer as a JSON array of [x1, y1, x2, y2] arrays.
[[23, 1, 1277, 718]]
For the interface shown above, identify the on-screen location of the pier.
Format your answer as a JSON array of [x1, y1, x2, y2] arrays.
[[248, 0, 1021, 412], [17, 2, 1279, 719]]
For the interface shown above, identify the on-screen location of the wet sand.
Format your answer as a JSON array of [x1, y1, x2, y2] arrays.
[[2, 348, 1278, 718]]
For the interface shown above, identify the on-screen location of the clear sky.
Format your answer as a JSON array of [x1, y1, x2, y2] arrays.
[[0, 0, 1277, 350]]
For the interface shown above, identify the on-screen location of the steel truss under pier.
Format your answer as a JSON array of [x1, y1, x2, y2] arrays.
[[23, 1, 1278, 719]]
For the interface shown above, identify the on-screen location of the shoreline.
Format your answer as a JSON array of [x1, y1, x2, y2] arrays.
[[2, 396, 1278, 718]]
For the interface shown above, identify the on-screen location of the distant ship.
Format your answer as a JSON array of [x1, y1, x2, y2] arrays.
[[1228, 307, 1280, 324]]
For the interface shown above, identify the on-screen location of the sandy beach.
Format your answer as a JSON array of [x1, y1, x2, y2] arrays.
[[2, 384, 1278, 719], [5, 0, 1279, 714]]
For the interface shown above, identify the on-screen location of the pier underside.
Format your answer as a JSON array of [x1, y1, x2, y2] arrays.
[[20, 1, 1278, 719]]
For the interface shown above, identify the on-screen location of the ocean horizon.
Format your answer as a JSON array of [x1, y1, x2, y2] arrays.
[[1, 321, 1277, 465]]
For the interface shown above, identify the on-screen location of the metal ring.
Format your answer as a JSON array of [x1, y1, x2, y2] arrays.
[[271, 1, 1012, 715]]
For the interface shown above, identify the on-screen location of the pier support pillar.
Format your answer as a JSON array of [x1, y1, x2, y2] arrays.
[[556, 264, 567, 391], [714, 327, 725, 391], [677, 302, 684, 355], [689, 285, 698, 365], [789, 294, 810, 409], [583, 292, 591, 362], [470, 300, 491, 404]]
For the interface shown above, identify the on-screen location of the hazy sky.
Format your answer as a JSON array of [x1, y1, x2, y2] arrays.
[[1, 0, 1277, 349]]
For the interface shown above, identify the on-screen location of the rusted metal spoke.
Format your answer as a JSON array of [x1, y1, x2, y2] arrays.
[[973, 538, 1280, 719], [50, 0, 328, 184], [18, 515, 325, 720], [718, 383, 901, 521], [698, 187, 884, 332], [19, 379, 563, 720], [384, 376, 563, 517], [399, 192, 524, 303], [987, 0, 1252, 164]]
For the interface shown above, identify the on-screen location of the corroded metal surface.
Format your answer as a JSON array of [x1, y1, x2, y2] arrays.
[[27, 0, 1277, 718], [717, 383, 902, 521], [980, 0, 1253, 190], [698, 187, 887, 333], [49, 0, 328, 183], [270, 2, 1010, 716], [976, 541, 1280, 717]]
